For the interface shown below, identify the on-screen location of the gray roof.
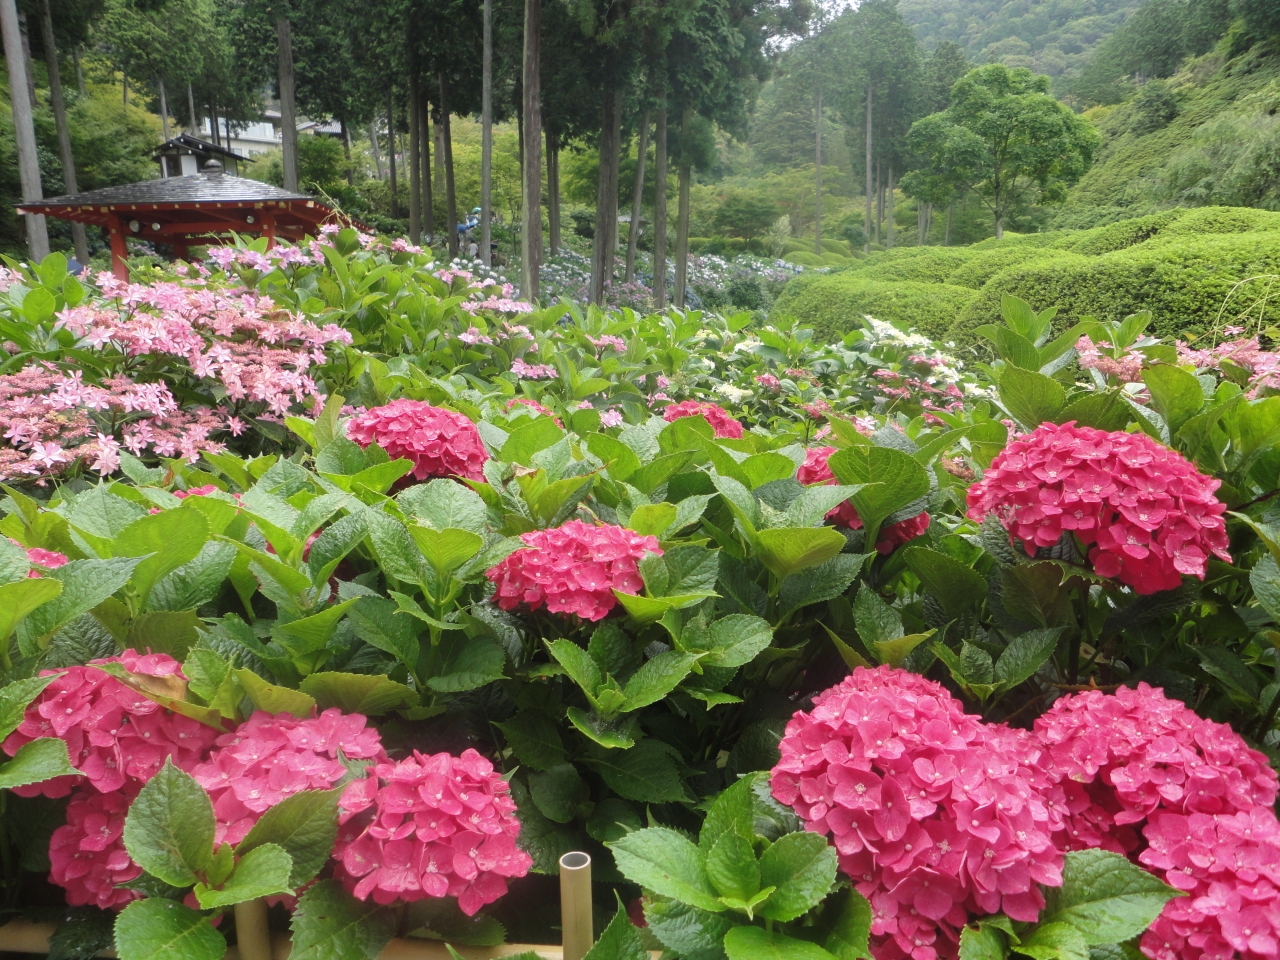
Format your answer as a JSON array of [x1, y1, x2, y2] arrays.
[[22, 171, 315, 210], [152, 134, 251, 162]]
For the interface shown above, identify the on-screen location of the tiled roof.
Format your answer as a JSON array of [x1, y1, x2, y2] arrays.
[[22, 172, 316, 209], [152, 134, 251, 162]]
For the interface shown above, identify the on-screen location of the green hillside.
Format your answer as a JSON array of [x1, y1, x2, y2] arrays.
[[772, 206, 1280, 345]]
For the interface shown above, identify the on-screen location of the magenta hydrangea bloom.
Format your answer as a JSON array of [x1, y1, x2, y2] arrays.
[[345, 399, 488, 481], [191, 709, 386, 845], [332, 749, 531, 916], [771, 666, 1065, 960], [662, 400, 744, 439], [1035, 684, 1280, 960], [2, 652, 221, 798], [48, 782, 142, 911], [798, 447, 930, 555], [966, 422, 1230, 594], [486, 519, 662, 621]]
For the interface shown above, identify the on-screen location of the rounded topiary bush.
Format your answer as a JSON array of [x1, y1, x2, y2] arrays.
[[854, 247, 973, 284], [773, 273, 975, 342], [782, 250, 827, 268], [1155, 205, 1280, 238], [944, 246, 1064, 289], [1049, 210, 1186, 255]]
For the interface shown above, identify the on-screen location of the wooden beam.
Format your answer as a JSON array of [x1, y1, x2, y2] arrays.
[[107, 214, 128, 281]]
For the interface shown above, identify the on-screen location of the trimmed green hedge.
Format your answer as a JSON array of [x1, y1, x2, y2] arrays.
[[772, 274, 976, 341], [774, 206, 1280, 347]]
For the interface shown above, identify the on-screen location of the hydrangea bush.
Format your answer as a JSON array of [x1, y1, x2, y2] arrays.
[[0, 241, 1279, 960]]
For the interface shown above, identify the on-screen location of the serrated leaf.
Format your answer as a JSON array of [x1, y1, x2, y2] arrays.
[[114, 899, 225, 960], [288, 880, 395, 960], [236, 668, 316, 718], [47, 906, 116, 960], [999, 366, 1066, 430], [724, 925, 840, 960], [347, 595, 420, 670], [779, 554, 865, 619], [825, 888, 873, 960], [756, 831, 837, 922], [622, 651, 699, 711], [299, 672, 417, 715], [960, 923, 1008, 960], [1016, 922, 1089, 960], [756, 527, 847, 581], [114, 509, 210, 609], [587, 739, 686, 802], [18, 557, 142, 653], [495, 712, 566, 771], [1142, 365, 1203, 435], [608, 826, 721, 912], [995, 628, 1061, 689], [706, 832, 761, 903], [193, 842, 293, 909], [0, 674, 60, 742], [122, 760, 215, 888], [237, 788, 341, 887], [904, 547, 988, 618], [0, 737, 77, 790], [852, 584, 903, 645], [1039, 850, 1181, 946]]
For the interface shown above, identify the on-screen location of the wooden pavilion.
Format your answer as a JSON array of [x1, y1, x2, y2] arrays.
[[16, 160, 360, 279]]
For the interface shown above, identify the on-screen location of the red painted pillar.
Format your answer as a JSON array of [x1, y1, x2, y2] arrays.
[[262, 212, 277, 249], [107, 215, 129, 281]]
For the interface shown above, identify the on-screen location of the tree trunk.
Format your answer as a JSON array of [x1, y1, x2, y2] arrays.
[[123, 73, 127, 106], [421, 94, 432, 236], [187, 82, 197, 131], [652, 107, 668, 308], [814, 86, 822, 256], [276, 15, 299, 192], [17, 11, 35, 112], [590, 79, 622, 304], [440, 72, 458, 259], [945, 201, 953, 246], [408, 77, 422, 244], [73, 46, 84, 94], [675, 155, 691, 309], [886, 163, 895, 248], [995, 214, 1003, 240], [624, 108, 649, 283], [387, 94, 399, 216], [874, 162, 882, 244], [520, 0, 541, 297], [481, 0, 493, 266], [210, 103, 220, 145], [864, 85, 872, 254], [2, 0, 47, 261], [39, 0, 87, 264], [369, 121, 383, 180], [546, 129, 560, 256], [158, 78, 170, 141], [342, 121, 354, 186], [433, 105, 446, 201]]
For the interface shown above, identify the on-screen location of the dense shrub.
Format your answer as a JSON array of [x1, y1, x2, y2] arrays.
[[773, 273, 975, 340], [944, 246, 1062, 288]]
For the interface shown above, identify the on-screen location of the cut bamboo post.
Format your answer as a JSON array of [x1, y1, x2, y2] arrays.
[[234, 899, 271, 960], [558, 851, 592, 960]]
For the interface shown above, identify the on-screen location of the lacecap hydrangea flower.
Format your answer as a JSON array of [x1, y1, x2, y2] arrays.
[[49, 781, 143, 910], [771, 666, 1065, 960], [798, 447, 930, 555], [486, 519, 661, 621], [346, 399, 488, 481], [332, 749, 531, 915], [662, 400, 744, 439], [1034, 684, 1280, 960], [192, 709, 386, 845], [3, 651, 221, 797], [966, 422, 1229, 594]]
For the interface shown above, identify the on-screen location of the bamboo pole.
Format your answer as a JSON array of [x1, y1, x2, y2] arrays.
[[558, 852, 592, 960], [234, 898, 271, 960]]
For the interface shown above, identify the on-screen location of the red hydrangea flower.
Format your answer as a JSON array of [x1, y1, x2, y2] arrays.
[[771, 666, 1065, 960], [346, 400, 488, 481], [332, 749, 531, 915], [1035, 684, 1280, 960], [662, 400, 744, 439], [48, 781, 143, 910], [9, 538, 67, 576], [191, 709, 386, 845], [486, 520, 661, 621], [966, 422, 1230, 594], [798, 447, 930, 555], [2, 652, 221, 797]]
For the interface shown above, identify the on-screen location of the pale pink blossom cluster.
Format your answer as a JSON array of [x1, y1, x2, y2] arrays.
[[1178, 337, 1280, 398], [456, 327, 494, 346], [1076, 336, 1145, 383], [345, 399, 489, 481], [191, 710, 386, 845], [486, 520, 661, 621], [662, 400, 744, 439], [755, 373, 781, 391], [799, 447, 930, 554], [588, 334, 627, 353], [3, 652, 222, 798], [460, 297, 534, 316], [506, 397, 561, 425], [333, 749, 532, 915], [511, 358, 557, 379], [1035, 684, 1280, 960], [967, 422, 1230, 594], [772, 667, 1066, 960]]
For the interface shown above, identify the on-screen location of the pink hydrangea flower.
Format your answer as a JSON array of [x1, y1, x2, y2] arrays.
[[755, 373, 781, 391], [2, 652, 221, 797], [9, 538, 68, 576], [1036, 684, 1280, 960], [771, 666, 1065, 960], [486, 520, 661, 621], [191, 709, 386, 846], [967, 422, 1230, 594], [798, 447, 930, 555], [332, 749, 531, 915], [662, 400, 743, 439], [48, 781, 143, 911], [346, 399, 489, 482], [505, 397, 561, 427]]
